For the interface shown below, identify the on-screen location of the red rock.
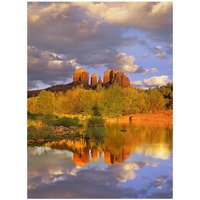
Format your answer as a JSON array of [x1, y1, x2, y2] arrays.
[[98, 76, 102, 84], [103, 69, 130, 87], [91, 73, 97, 86], [80, 71, 89, 87], [103, 69, 112, 84], [73, 68, 89, 86]]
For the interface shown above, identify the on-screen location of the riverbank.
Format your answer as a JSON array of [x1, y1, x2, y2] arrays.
[[104, 110, 173, 124]]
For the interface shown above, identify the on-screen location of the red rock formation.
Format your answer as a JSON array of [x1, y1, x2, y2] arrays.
[[103, 69, 112, 84], [103, 69, 130, 87], [98, 76, 102, 84], [115, 71, 130, 88], [28, 68, 130, 98], [91, 73, 97, 86], [73, 68, 89, 86]]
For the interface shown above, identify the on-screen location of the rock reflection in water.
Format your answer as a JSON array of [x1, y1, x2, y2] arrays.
[[43, 123, 172, 166], [28, 123, 173, 198]]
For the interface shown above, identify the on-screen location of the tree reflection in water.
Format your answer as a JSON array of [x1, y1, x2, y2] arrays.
[[28, 123, 173, 198]]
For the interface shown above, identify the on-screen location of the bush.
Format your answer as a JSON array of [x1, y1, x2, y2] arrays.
[[48, 117, 79, 127], [88, 117, 105, 127]]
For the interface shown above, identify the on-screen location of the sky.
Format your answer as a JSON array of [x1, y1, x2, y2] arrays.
[[28, 2, 173, 90]]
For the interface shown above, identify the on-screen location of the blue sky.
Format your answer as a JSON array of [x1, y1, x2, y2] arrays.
[[28, 2, 173, 90]]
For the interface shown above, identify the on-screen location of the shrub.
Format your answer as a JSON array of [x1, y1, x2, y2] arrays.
[[48, 117, 79, 127], [88, 117, 105, 127]]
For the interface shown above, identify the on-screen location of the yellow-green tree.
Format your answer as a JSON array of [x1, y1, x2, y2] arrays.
[[99, 83, 124, 117], [146, 89, 166, 112], [27, 97, 38, 114], [36, 90, 55, 114], [122, 86, 140, 114], [82, 89, 97, 115]]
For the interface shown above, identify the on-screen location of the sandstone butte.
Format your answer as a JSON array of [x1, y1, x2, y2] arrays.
[[73, 68, 130, 88], [28, 68, 131, 97], [73, 68, 89, 87]]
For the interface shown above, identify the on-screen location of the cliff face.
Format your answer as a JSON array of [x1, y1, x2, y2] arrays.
[[103, 69, 130, 87], [73, 68, 89, 87], [91, 73, 97, 86]]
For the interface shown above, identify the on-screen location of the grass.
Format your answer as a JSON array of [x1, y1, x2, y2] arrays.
[[47, 117, 79, 127], [28, 112, 58, 122], [28, 112, 79, 127], [87, 117, 105, 127]]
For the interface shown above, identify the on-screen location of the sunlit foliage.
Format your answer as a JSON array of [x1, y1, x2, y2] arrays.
[[35, 90, 55, 114], [27, 83, 173, 117]]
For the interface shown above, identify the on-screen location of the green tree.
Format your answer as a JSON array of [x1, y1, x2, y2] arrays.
[[36, 90, 55, 114], [99, 83, 124, 117], [82, 90, 97, 115], [122, 86, 139, 114], [27, 97, 37, 114], [146, 88, 166, 112]]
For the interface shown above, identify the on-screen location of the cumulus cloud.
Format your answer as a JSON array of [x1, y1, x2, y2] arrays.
[[107, 52, 158, 74], [28, 46, 77, 89], [28, 2, 133, 56], [74, 2, 172, 31], [151, 45, 167, 60], [154, 52, 167, 59], [27, 2, 172, 89], [131, 75, 172, 87]]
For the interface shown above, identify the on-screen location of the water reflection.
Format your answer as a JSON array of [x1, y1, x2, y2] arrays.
[[28, 123, 173, 198]]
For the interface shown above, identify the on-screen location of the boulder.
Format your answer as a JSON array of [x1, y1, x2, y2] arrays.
[[54, 127, 64, 133], [36, 138, 44, 143]]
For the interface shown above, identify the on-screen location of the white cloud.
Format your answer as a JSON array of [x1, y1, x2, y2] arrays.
[[154, 46, 162, 50], [28, 46, 77, 89], [131, 75, 172, 87], [74, 2, 172, 31], [108, 52, 157, 74], [154, 52, 167, 59]]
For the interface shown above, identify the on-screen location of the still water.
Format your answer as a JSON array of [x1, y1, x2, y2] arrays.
[[28, 123, 173, 198]]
